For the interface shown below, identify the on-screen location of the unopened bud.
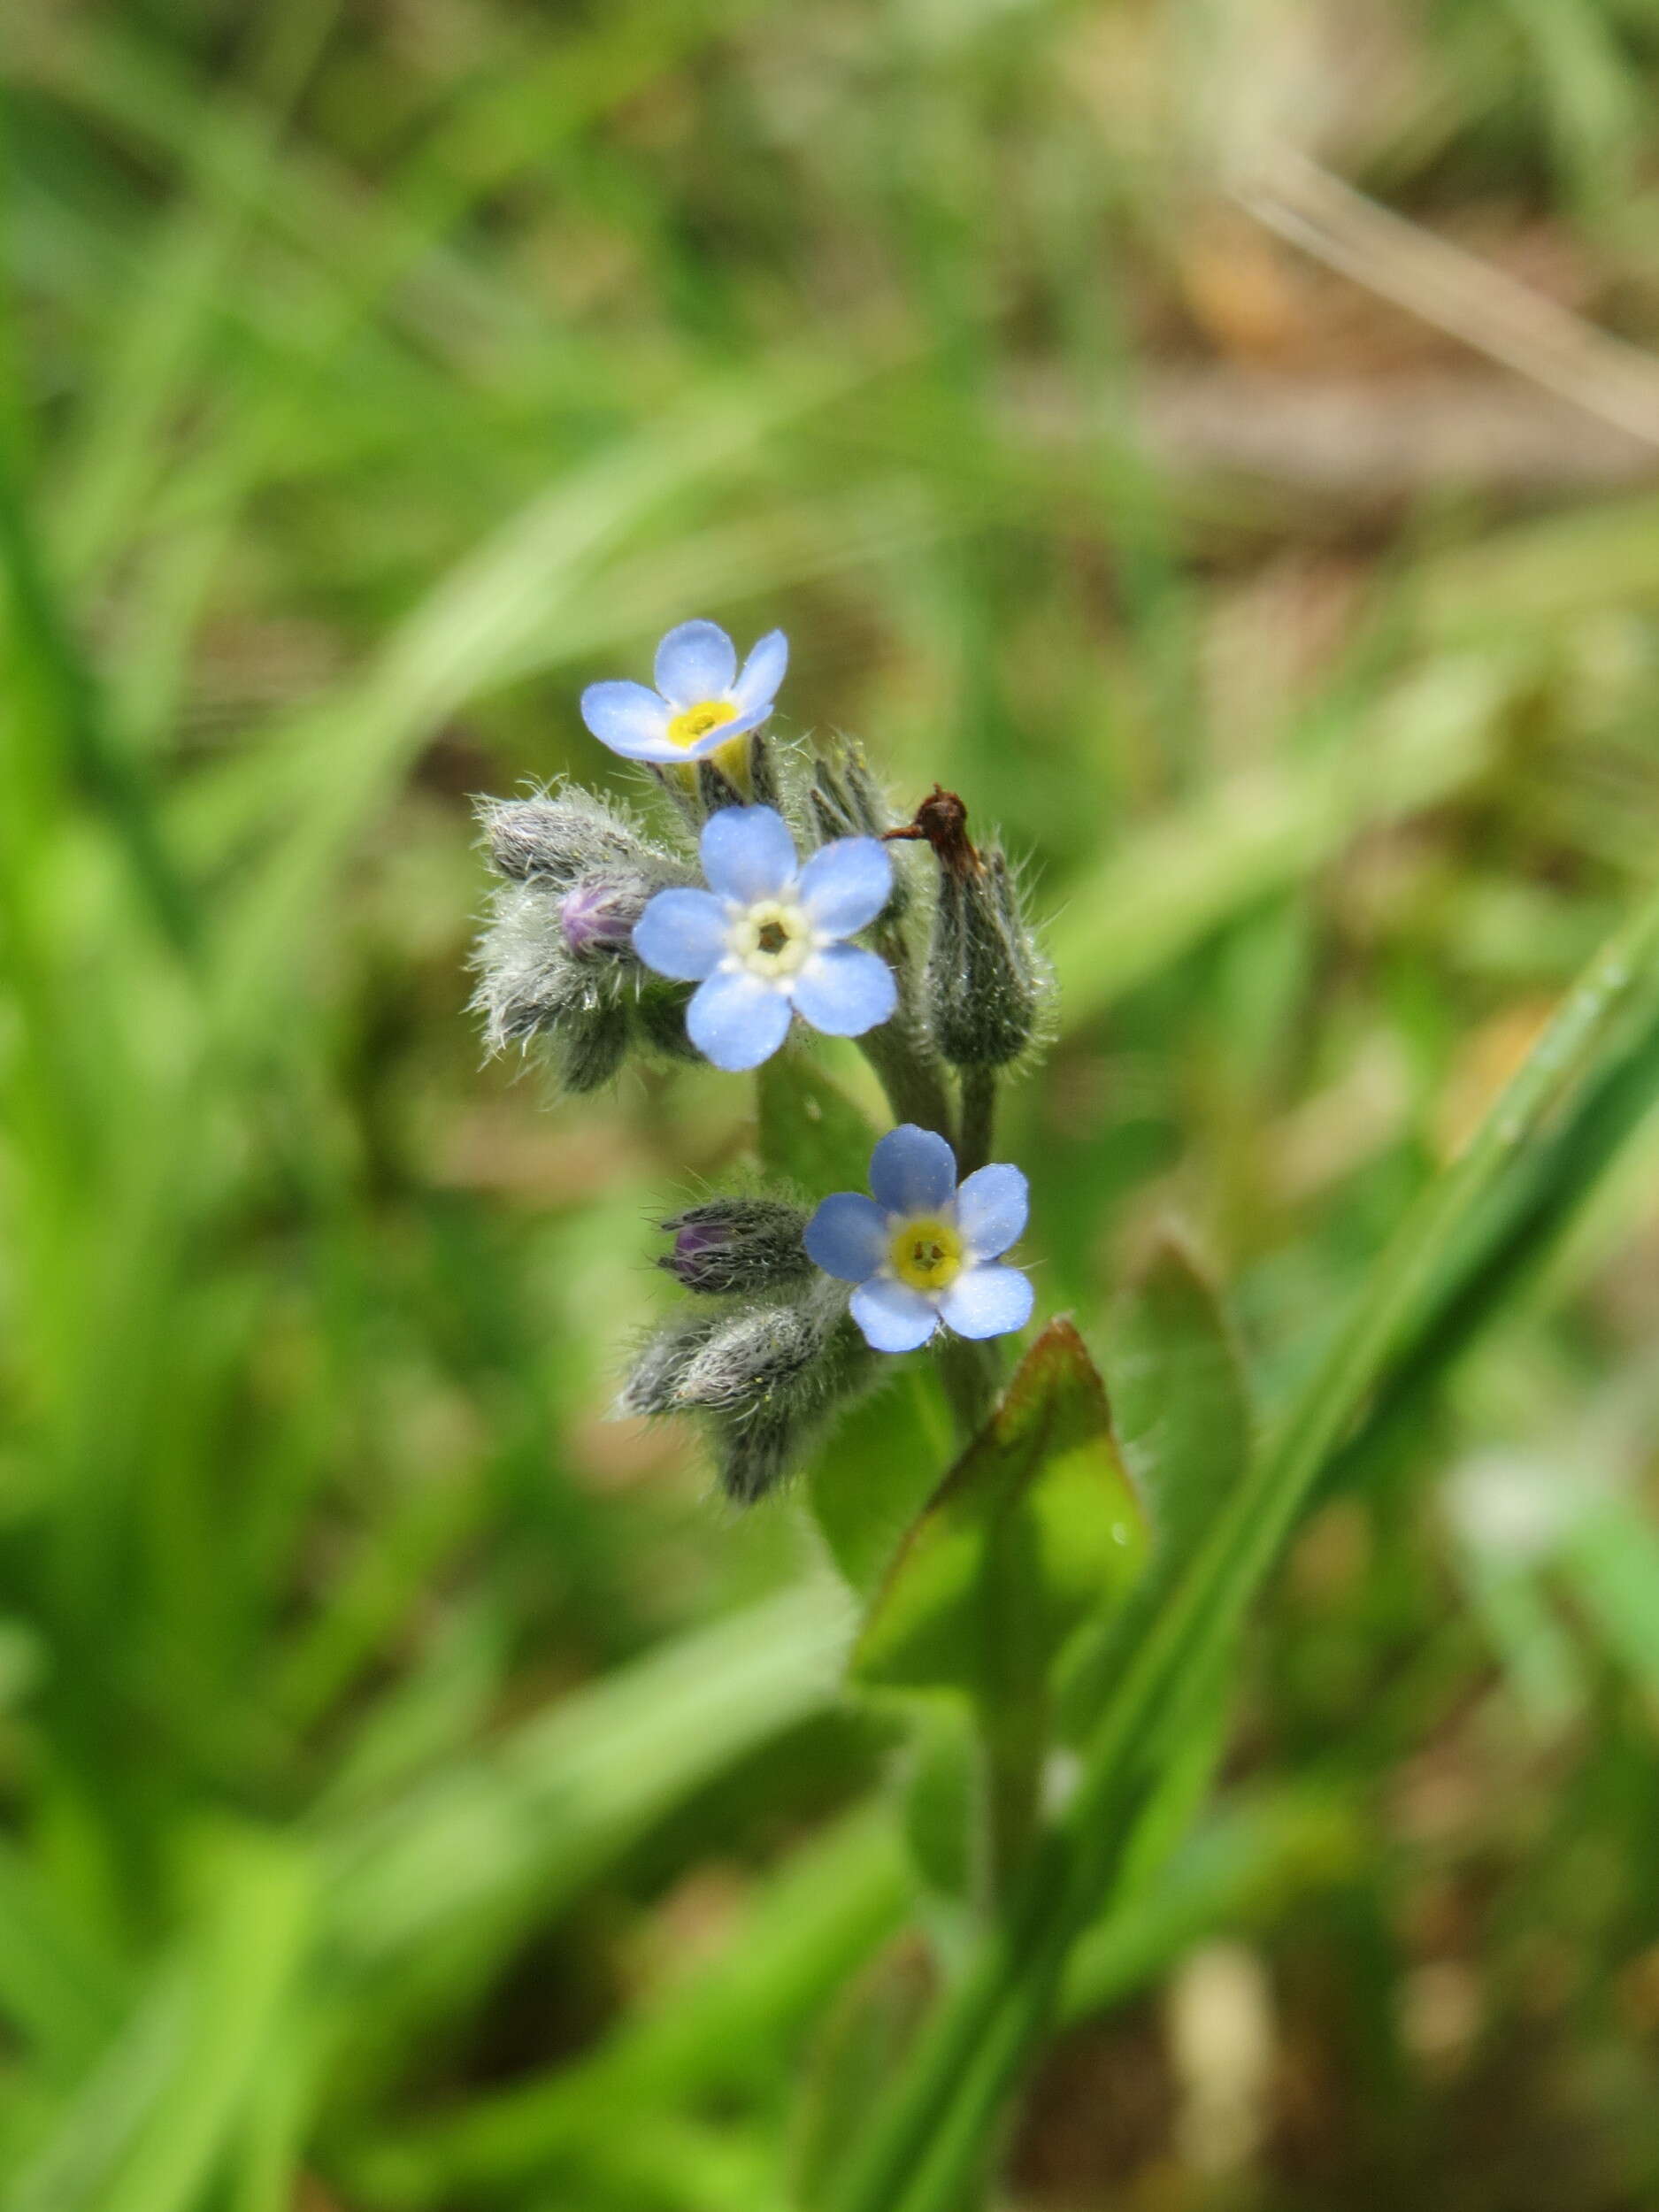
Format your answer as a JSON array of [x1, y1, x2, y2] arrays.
[[659, 1198, 813, 1296], [923, 831, 1044, 1069], [557, 873, 654, 959], [557, 1002, 630, 1093], [712, 1401, 798, 1506], [649, 737, 772, 831], [673, 1303, 827, 1412], [619, 1314, 724, 1416], [472, 881, 589, 1051], [635, 985, 702, 1063], [748, 731, 781, 811], [696, 755, 747, 819], [810, 738, 910, 919], [479, 789, 655, 886], [709, 1313, 872, 1503]]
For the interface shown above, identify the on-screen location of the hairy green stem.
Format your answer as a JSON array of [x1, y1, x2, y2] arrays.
[[859, 923, 955, 1142], [956, 1066, 996, 1178], [827, 879, 1659, 2212], [933, 1336, 1000, 1444], [859, 1020, 956, 1144]]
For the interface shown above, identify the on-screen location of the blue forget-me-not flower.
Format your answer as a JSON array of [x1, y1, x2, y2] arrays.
[[805, 1124, 1033, 1352], [581, 619, 788, 764], [634, 805, 897, 1070]]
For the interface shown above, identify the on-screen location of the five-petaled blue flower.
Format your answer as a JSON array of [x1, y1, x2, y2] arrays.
[[805, 1125, 1034, 1352], [634, 805, 897, 1071], [581, 619, 787, 764]]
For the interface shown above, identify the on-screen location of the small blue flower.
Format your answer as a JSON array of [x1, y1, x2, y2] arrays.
[[581, 619, 787, 764], [805, 1125, 1033, 1353], [633, 805, 897, 1071]]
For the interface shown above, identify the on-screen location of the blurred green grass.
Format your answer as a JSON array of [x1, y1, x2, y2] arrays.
[[8, 1, 1659, 2206]]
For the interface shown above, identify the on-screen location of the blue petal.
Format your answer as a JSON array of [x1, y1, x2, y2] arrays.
[[580, 680, 672, 758], [633, 888, 728, 982], [868, 1124, 956, 1215], [687, 969, 792, 1070], [938, 1264, 1033, 1340], [792, 945, 897, 1038], [699, 805, 798, 902], [654, 619, 737, 708], [797, 837, 893, 938], [730, 628, 788, 716], [850, 1276, 938, 1353], [955, 1164, 1029, 1260], [804, 1193, 888, 1282]]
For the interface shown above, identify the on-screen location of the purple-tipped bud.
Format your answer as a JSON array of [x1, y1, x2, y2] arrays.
[[659, 1197, 815, 1296], [559, 877, 648, 958], [672, 1219, 731, 1270]]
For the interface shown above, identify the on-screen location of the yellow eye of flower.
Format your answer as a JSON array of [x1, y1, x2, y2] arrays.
[[666, 698, 739, 749], [890, 1217, 963, 1292]]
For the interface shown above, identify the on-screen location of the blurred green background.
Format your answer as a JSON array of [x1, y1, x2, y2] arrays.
[[9, 1, 1659, 2205]]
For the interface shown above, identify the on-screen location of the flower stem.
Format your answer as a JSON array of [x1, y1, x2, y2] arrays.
[[860, 923, 956, 1143], [956, 1065, 996, 1177], [933, 1335, 1000, 1444], [860, 1023, 956, 1146]]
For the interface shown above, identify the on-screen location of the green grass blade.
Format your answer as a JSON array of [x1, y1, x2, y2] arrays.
[[317, 1581, 848, 1977], [12, 1832, 314, 2212]]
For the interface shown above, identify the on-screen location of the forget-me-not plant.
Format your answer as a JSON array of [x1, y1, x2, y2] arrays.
[[472, 611, 1052, 1502]]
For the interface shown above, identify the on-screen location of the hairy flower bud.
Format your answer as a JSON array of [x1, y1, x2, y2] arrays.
[[748, 731, 781, 811], [478, 788, 655, 886], [621, 1293, 872, 1506], [472, 799, 690, 1083], [712, 1401, 798, 1506], [696, 755, 747, 820], [809, 738, 910, 919], [557, 873, 654, 959], [672, 1302, 828, 1412], [659, 1198, 814, 1296], [472, 881, 592, 1051], [635, 985, 703, 1063], [619, 1314, 724, 1416], [557, 1002, 631, 1093], [925, 841, 1044, 1068]]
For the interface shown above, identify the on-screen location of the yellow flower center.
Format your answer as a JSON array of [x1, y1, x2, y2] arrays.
[[666, 698, 739, 749], [890, 1216, 963, 1293], [729, 899, 812, 979]]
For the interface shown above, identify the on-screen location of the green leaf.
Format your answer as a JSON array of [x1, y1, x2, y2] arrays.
[[12, 1829, 315, 2212], [851, 1321, 1146, 1709], [1060, 1237, 1252, 1740], [900, 1706, 980, 1906], [757, 1051, 879, 1196], [805, 1371, 950, 1599]]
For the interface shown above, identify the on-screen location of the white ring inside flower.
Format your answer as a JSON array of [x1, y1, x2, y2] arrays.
[[726, 897, 814, 980]]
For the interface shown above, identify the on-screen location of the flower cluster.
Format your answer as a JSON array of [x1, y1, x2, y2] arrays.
[[472, 616, 1052, 1500]]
